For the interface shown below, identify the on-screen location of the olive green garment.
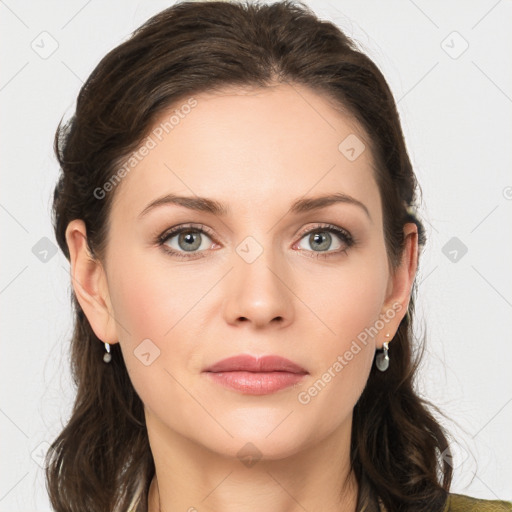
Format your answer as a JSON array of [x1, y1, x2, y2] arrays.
[[125, 474, 512, 512], [127, 493, 512, 511], [372, 494, 512, 512], [444, 494, 512, 512]]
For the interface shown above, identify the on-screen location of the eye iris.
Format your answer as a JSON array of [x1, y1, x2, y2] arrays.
[[178, 231, 201, 251], [310, 231, 331, 251]]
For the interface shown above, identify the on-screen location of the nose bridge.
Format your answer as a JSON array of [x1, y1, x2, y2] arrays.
[[231, 206, 280, 271], [224, 228, 293, 327], [236, 233, 279, 284]]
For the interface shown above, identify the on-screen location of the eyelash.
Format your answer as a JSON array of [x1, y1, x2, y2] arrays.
[[156, 223, 355, 260]]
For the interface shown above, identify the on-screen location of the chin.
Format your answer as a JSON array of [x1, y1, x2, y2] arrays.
[[192, 417, 317, 463]]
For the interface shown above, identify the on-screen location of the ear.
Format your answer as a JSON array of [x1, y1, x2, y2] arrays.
[[377, 222, 419, 348], [65, 219, 118, 345]]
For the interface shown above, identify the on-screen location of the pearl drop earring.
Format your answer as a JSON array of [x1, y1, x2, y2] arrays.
[[103, 342, 112, 363], [376, 333, 390, 372]]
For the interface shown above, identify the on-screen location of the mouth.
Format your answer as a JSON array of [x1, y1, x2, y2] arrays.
[[202, 354, 308, 395]]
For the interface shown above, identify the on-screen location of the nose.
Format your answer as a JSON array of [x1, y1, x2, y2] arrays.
[[222, 243, 294, 330]]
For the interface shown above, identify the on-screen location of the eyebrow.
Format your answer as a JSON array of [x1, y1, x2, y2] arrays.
[[138, 192, 371, 220]]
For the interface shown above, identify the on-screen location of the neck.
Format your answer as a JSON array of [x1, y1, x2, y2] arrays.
[[146, 416, 358, 512], [149, 469, 358, 512]]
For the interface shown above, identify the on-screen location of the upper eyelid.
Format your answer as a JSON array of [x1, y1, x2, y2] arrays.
[[297, 223, 351, 239]]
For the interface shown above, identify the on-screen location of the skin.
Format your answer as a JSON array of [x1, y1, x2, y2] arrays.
[[65, 83, 418, 512]]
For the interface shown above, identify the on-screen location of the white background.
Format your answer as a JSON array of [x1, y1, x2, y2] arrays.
[[1, 0, 511, 509]]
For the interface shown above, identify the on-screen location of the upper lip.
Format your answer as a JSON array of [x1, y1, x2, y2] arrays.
[[204, 354, 308, 374]]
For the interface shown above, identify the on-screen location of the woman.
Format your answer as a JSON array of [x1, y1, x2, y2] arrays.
[[46, 1, 512, 511]]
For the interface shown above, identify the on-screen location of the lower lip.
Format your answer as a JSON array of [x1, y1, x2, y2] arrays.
[[204, 371, 307, 395]]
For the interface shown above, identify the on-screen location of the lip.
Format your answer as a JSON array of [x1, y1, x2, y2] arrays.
[[203, 355, 308, 395], [204, 354, 308, 374]]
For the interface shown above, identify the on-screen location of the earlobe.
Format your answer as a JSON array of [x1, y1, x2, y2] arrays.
[[65, 219, 118, 344]]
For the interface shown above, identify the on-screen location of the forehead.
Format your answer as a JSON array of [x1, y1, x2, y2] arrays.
[[110, 83, 381, 224]]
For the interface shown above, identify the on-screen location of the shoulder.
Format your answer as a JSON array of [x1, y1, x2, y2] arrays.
[[445, 493, 512, 512]]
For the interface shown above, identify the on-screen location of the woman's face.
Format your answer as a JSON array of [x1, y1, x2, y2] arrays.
[[68, 83, 415, 461]]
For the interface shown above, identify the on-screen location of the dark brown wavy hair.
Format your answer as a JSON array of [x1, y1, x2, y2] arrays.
[[46, 1, 453, 511]]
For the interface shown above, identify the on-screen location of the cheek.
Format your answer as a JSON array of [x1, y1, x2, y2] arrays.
[[105, 247, 189, 379], [307, 247, 389, 349], [297, 252, 388, 421], [107, 240, 204, 345], [105, 244, 220, 404], [107, 262, 200, 427], [110, 267, 170, 342]]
